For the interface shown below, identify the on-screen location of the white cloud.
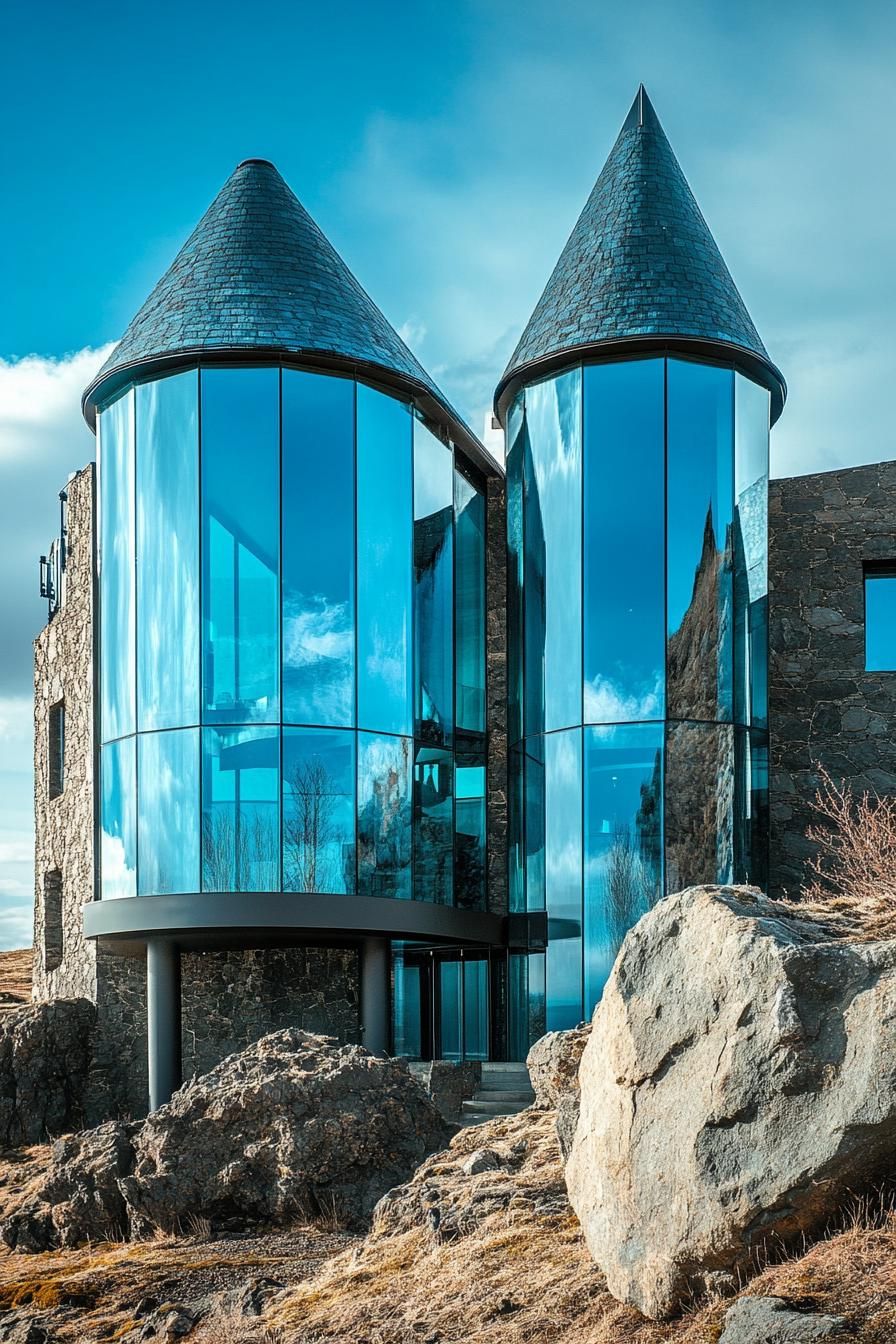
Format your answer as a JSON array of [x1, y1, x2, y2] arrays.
[[584, 675, 664, 726]]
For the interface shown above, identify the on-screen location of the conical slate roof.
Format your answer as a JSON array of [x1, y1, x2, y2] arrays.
[[83, 159, 489, 462], [496, 86, 785, 421]]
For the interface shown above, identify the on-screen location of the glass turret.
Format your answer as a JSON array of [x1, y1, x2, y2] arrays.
[[82, 159, 501, 1097], [497, 88, 786, 1046]]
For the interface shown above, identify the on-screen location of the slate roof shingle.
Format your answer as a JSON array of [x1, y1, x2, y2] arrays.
[[496, 86, 784, 420]]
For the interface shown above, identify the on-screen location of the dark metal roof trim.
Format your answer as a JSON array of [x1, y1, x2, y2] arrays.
[[84, 890, 506, 949], [83, 346, 502, 480], [495, 333, 786, 427]]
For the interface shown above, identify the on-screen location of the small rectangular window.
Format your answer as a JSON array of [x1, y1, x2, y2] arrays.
[[48, 700, 65, 799], [43, 870, 63, 972], [864, 564, 896, 671]]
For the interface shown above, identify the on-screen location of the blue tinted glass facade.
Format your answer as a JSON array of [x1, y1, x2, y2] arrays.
[[97, 366, 488, 912], [507, 357, 770, 1046]]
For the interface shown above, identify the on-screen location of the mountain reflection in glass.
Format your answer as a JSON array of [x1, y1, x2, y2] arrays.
[[584, 359, 664, 723], [357, 733, 412, 900], [666, 359, 734, 722], [282, 370, 355, 727]]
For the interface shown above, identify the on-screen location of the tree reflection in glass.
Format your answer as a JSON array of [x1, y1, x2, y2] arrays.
[[283, 729, 354, 894], [201, 727, 279, 892]]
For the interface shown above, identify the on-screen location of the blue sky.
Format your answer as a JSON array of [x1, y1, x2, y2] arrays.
[[1, 0, 895, 945]]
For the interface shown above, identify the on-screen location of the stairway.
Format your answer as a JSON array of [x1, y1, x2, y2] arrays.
[[459, 1062, 535, 1127]]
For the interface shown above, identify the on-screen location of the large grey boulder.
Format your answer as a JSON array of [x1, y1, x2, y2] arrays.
[[718, 1297, 847, 1343], [0, 998, 95, 1146], [3, 1030, 454, 1250], [565, 885, 896, 1319]]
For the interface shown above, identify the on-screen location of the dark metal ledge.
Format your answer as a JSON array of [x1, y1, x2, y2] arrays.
[[84, 891, 505, 953], [494, 334, 787, 428]]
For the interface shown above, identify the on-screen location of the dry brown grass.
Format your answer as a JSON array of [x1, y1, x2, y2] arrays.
[[260, 1116, 896, 1344], [0, 948, 33, 1014], [785, 767, 896, 940]]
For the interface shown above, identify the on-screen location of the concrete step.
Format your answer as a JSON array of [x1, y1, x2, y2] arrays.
[[472, 1088, 534, 1103], [462, 1097, 529, 1116]]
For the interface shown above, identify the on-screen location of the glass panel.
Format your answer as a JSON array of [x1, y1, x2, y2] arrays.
[[455, 757, 486, 911], [545, 729, 583, 1032], [413, 420, 454, 745], [522, 411, 545, 738], [201, 726, 279, 891], [524, 736, 545, 911], [393, 949, 423, 1058], [136, 371, 199, 731], [865, 572, 896, 671], [667, 360, 734, 723], [455, 469, 486, 738], [357, 384, 413, 736], [665, 721, 735, 892], [414, 746, 453, 905], [282, 728, 355, 894], [282, 370, 355, 727], [508, 743, 525, 914], [357, 732, 412, 900], [439, 960, 462, 1062], [528, 951, 546, 1045], [138, 728, 200, 895], [506, 395, 525, 747], [201, 367, 280, 724], [734, 374, 770, 728], [524, 368, 582, 734], [734, 728, 769, 889], [99, 389, 135, 742], [508, 953, 529, 1061], [584, 724, 663, 1010], [463, 959, 488, 1060], [584, 359, 665, 723], [100, 737, 136, 899]]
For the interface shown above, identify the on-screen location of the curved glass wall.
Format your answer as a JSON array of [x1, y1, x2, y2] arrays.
[[507, 356, 770, 1039], [97, 366, 487, 911]]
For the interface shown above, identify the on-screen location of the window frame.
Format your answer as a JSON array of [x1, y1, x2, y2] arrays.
[[864, 561, 896, 672]]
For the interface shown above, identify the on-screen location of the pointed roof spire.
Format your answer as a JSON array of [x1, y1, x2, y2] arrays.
[[83, 160, 491, 467], [495, 86, 785, 422]]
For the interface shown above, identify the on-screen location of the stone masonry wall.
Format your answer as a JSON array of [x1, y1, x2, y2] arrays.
[[32, 465, 97, 1005], [181, 946, 360, 1079], [769, 461, 896, 895]]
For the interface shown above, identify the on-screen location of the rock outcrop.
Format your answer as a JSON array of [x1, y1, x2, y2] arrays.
[[0, 998, 95, 1146], [4, 1030, 453, 1250], [526, 1024, 590, 1110], [565, 885, 896, 1319], [718, 1296, 847, 1343], [527, 1024, 591, 1162]]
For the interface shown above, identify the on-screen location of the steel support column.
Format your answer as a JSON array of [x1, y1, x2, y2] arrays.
[[360, 936, 390, 1056], [147, 938, 182, 1110]]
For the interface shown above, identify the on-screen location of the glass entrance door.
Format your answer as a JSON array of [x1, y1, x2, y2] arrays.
[[393, 947, 489, 1060]]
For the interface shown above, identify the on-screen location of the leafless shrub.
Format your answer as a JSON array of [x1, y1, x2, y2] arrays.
[[791, 766, 896, 939]]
